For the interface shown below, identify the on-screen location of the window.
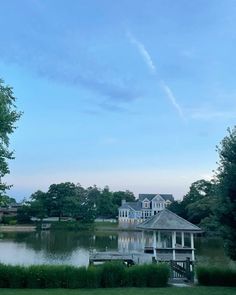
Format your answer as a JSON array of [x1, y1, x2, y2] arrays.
[[143, 201, 149, 208]]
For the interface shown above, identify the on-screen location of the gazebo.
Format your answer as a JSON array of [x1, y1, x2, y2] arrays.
[[137, 209, 202, 262]]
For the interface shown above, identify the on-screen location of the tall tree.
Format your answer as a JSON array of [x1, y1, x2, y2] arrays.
[[0, 79, 21, 194], [47, 182, 80, 220], [216, 127, 236, 260]]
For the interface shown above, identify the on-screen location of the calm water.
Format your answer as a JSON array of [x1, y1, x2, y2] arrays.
[[0, 230, 229, 266]]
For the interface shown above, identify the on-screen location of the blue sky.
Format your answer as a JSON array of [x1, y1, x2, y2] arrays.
[[1, 0, 236, 200]]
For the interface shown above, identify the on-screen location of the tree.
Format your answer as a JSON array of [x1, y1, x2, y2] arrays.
[[0, 194, 16, 207], [96, 186, 116, 218], [167, 201, 186, 218], [216, 127, 236, 260], [112, 190, 135, 207], [183, 179, 215, 224], [0, 79, 21, 194], [47, 182, 80, 220]]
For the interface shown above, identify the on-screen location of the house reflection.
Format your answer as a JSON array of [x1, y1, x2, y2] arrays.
[[118, 231, 153, 253]]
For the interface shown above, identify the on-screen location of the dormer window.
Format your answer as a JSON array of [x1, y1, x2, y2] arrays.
[[143, 201, 149, 208]]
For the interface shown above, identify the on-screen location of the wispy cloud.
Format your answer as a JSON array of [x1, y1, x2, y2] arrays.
[[127, 31, 184, 120], [127, 32, 156, 74], [160, 80, 184, 118]]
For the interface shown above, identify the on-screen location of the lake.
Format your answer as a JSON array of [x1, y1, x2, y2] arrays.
[[0, 230, 230, 266]]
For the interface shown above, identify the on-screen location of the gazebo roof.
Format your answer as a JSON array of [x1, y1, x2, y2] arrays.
[[137, 209, 202, 232]]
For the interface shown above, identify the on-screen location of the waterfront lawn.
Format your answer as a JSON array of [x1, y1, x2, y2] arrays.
[[0, 287, 236, 295]]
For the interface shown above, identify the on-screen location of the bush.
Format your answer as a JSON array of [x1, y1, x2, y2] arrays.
[[1, 216, 17, 225], [49, 221, 93, 231], [126, 263, 169, 287], [100, 262, 126, 287], [86, 266, 102, 288], [197, 265, 236, 286], [0, 262, 170, 288], [0, 264, 26, 288]]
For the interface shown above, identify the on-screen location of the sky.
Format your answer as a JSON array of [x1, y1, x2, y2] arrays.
[[1, 0, 236, 201]]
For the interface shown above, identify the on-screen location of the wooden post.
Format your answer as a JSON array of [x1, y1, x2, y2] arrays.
[[172, 231, 176, 260], [181, 232, 185, 247], [186, 257, 190, 281], [190, 233, 195, 261]]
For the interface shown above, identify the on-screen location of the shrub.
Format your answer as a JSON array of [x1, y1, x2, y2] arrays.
[[0, 262, 170, 288], [100, 262, 126, 287], [50, 221, 93, 231], [197, 265, 236, 286], [0, 264, 11, 288], [86, 266, 102, 288], [126, 263, 169, 287], [1, 216, 17, 225], [0, 264, 27, 288]]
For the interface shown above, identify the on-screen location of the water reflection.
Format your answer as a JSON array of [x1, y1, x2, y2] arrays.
[[0, 230, 228, 266]]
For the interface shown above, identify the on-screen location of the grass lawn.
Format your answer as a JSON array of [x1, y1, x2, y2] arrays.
[[0, 287, 236, 295]]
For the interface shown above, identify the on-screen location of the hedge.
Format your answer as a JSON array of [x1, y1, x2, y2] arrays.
[[0, 262, 170, 288], [197, 265, 236, 286]]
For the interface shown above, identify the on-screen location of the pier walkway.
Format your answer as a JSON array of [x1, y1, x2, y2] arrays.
[[89, 251, 153, 265]]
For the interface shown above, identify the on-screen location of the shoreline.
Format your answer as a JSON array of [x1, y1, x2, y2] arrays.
[[0, 225, 36, 232]]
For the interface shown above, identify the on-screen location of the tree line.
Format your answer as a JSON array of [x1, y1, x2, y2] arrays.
[[17, 184, 135, 223]]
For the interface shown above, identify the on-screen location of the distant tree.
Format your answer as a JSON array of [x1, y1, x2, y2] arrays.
[[215, 127, 236, 260], [47, 182, 80, 220], [167, 201, 186, 218], [77, 191, 97, 223], [183, 179, 213, 206], [184, 179, 216, 224], [0, 79, 22, 194], [17, 204, 32, 224], [0, 194, 16, 207], [168, 179, 219, 233], [30, 190, 50, 219], [112, 190, 135, 207], [96, 186, 116, 218]]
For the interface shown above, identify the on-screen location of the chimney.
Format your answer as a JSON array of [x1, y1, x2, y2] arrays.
[[122, 199, 126, 206]]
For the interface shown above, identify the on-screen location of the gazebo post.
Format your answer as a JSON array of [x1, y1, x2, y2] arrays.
[[157, 230, 161, 247], [181, 232, 185, 247], [172, 231, 176, 260], [190, 233, 195, 261], [153, 231, 157, 257]]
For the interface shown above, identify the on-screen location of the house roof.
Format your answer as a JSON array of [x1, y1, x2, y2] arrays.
[[139, 194, 174, 202], [119, 201, 142, 211], [137, 209, 202, 232]]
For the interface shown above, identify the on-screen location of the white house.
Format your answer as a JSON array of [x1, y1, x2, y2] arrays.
[[118, 193, 174, 226]]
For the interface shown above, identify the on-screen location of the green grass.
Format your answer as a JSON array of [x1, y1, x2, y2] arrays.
[[0, 287, 235, 295]]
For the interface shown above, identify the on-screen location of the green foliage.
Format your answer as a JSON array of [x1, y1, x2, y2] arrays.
[[126, 263, 169, 287], [20, 182, 135, 224], [0, 264, 27, 288], [197, 265, 236, 286], [0, 262, 170, 288], [0, 194, 16, 207], [100, 262, 126, 287], [17, 205, 32, 224], [215, 127, 236, 260], [1, 215, 17, 225], [86, 266, 102, 288], [0, 79, 22, 194], [168, 179, 219, 234], [50, 221, 93, 231]]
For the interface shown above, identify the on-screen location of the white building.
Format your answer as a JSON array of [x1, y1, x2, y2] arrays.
[[118, 193, 174, 226]]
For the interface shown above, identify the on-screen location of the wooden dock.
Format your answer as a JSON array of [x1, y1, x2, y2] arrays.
[[89, 251, 153, 265]]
